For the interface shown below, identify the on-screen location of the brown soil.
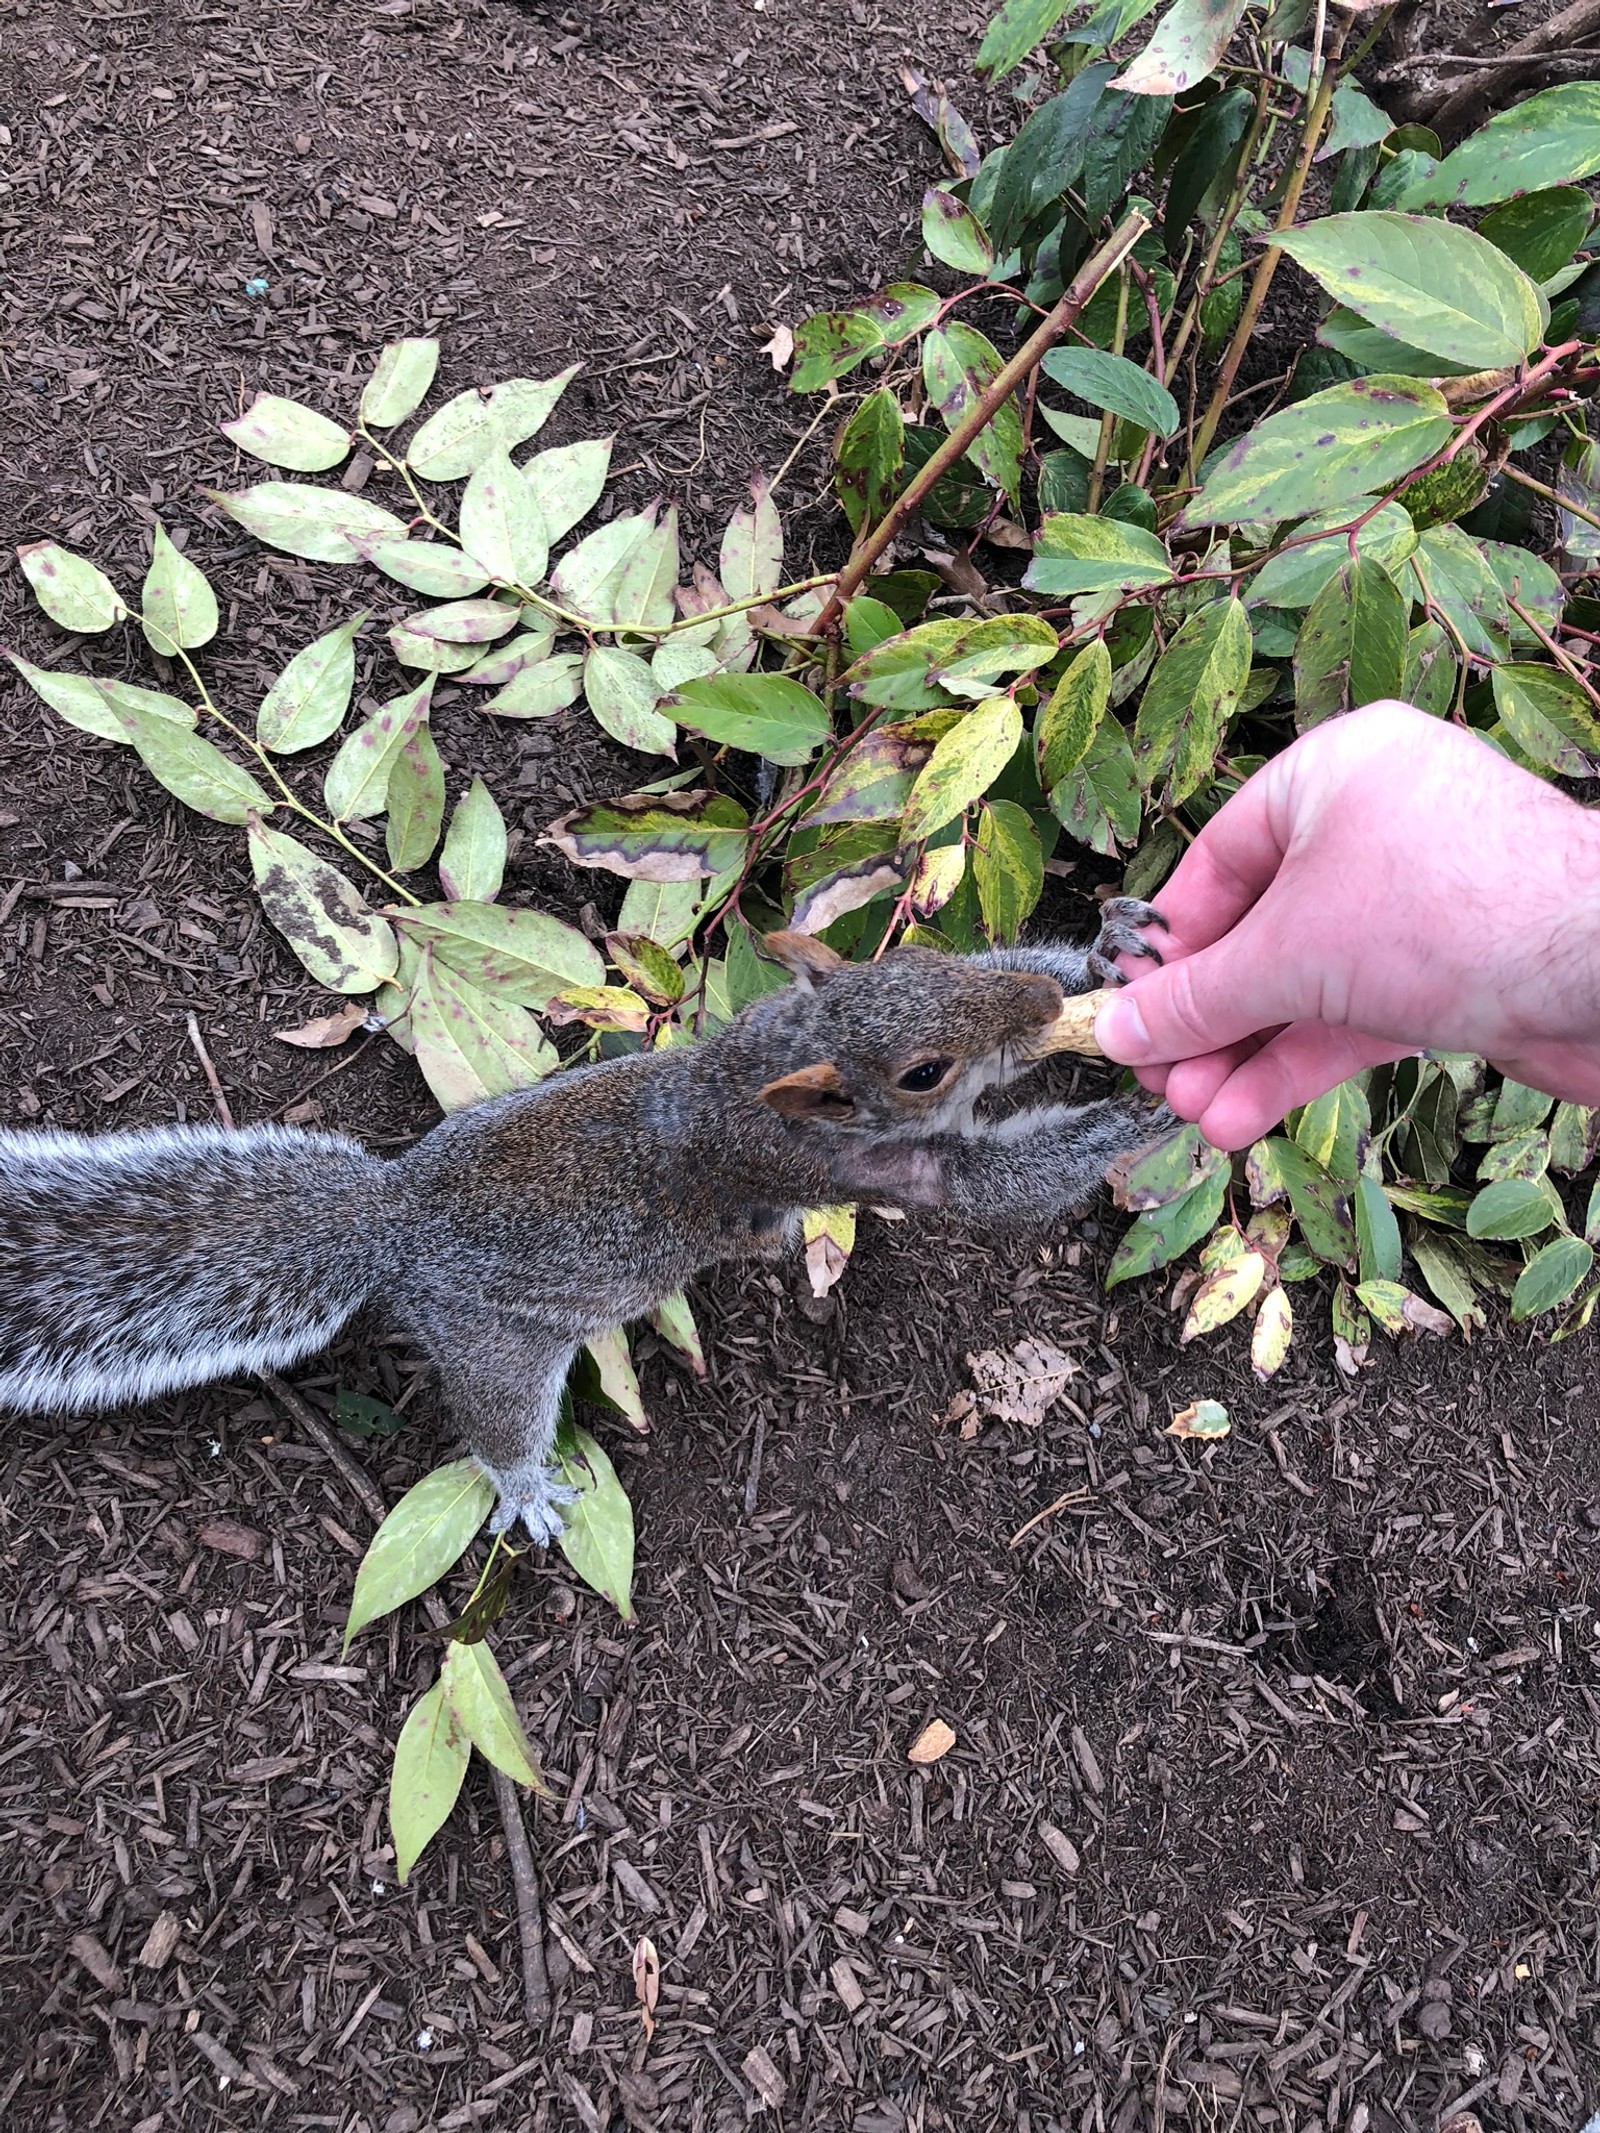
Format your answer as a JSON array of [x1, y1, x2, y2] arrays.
[[3, 4, 1600, 2131]]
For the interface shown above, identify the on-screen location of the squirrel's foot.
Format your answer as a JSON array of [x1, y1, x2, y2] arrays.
[[481, 1458, 581, 1547], [1087, 896, 1168, 987]]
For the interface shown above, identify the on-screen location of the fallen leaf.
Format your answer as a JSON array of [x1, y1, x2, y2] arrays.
[[967, 1337, 1077, 1427], [921, 545, 988, 601], [632, 1935, 660, 2041], [982, 517, 1032, 552], [907, 1717, 956, 1765], [758, 323, 794, 371], [1166, 1399, 1231, 1441], [272, 1001, 370, 1048]]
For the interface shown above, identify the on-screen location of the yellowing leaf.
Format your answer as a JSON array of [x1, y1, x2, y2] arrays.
[[1166, 1399, 1230, 1440], [802, 1203, 857, 1298], [346, 1459, 495, 1649], [440, 1639, 550, 1792], [390, 1678, 470, 1886], [1251, 1285, 1293, 1378], [901, 696, 1022, 842], [407, 368, 579, 480], [553, 1420, 636, 1620]]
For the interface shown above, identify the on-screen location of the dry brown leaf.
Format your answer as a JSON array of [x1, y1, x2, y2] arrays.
[[631, 1934, 660, 2041], [758, 322, 794, 371], [272, 1001, 369, 1049], [907, 1717, 956, 1765], [1166, 1399, 1231, 1441], [966, 1337, 1078, 1428], [981, 516, 1032, 552]]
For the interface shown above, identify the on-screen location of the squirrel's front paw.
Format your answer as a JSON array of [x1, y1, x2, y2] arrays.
[[1088, 895, 1168, 986], [481, 1458, 580, 1546]]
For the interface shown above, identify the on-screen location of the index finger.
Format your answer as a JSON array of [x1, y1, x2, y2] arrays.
[[1152, 752, 1294, 953]]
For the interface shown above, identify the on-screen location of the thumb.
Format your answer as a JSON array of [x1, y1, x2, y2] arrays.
[[1095, 918, 1298, 1066]]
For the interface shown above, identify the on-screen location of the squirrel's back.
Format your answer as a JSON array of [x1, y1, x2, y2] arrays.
[[0, 1122, 390, 1415]]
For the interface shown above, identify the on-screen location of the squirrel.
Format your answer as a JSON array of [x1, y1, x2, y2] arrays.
[[0, 898, 1168, 1541]]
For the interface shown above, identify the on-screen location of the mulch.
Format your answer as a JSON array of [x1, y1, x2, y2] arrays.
[[3, 3, 1600, 2130]]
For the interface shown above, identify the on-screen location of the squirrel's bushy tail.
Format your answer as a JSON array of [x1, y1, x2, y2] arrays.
[[0, 1123, 391, 1416]]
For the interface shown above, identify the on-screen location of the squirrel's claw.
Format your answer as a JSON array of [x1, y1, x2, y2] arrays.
[[1087, 896, 1168, 986], [483, 1461, 581, 1547]]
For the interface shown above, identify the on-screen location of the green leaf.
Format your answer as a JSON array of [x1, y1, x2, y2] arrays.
[[1165, 84, 1255, 244], [902, 696, 1023, 842], [1400, 82, 1600, 209], [1295, 1078, 1370, 1180], [248, 819, 399, 993], [1110, 0, 1251, 93], [584, 645, 676, 755], [207, 481, 407, 564], [360, 338, 440, 429], [1355, 1174, 1403, 1285], [1183, 377, 1453, 530], [439, 778, 507, 903], [1275, 213, 1542, 371], [921, 186, 994, 273], [1483, 540, 1564, 649], [409, 951, 558, 1109], [674, 673, 830, 765], [923, 324, 1023, 502], [1491, 665, 1600, 775], [393, 900, 603, 1007], [481, 651, 584, 720], [1292, 558, 1408, 728], [17, 541, 127, 633], [617, 876, 699, 949], [1041, 347, 1179, 439], [459, 447, 549, 588], [221, 392, 350, 473], [553, 1421, 636, 1621], [522, 436, 614, 545], [650, 1290, 707, 1375], [843, 595, 904, 660], [1402, 619, 1457, 719], [1107, 1166, 1230, 1286], [790, 284, 942, 393], [141, 526, 218, 652], [933, 615, 1062, 697], [1550, 1101, 1598, 1174], [4, 655, 195, 742], [1409, 524, 1509, 664], [323, 679, 433, 821], [1114, 1123, 1228, 1211], [989, 64, 1116, 252], [973, 799, 1043, 944], [608, 930, 686, 1005], [808, 720, 940, 825], [1409, 1232, 1486, 1334], [1466, 1175, 1561, 1241], [115, 708, 274, 825], [1082, 93, 1172, 220], [361, 538, 491, 599], [440, 1640, 548, 1791], [386, 721, 446, 872], [1024, 513, 1173, 597], [1050, 713, 1141, 855], [550, 504, 677, 629], [1255, 1138, 1356, 1266], [390, 1678, 470, 1886], [256, 615, 367, 753], [1479, 187, 1594, 282], [346, 1458, 495, 1647], [407, 368, 579, 480], [1134, 597, 1251, 804], [835, 388, 906, 540], [844, 618, 968, 709], [1316, 305, 1476, 380], [1037, 641, 1111, 788], [544, 790, 750, 882], [1512, 1234, 1594, 1320], [404, 598, 520, 645], [976, 0, 1075, 76], [1247, 501, 1417, 610], [581, 1325, 648, 1428]]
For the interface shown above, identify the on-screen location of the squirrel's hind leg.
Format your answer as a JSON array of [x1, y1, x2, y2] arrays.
[[404, 1301, 579, 1545]]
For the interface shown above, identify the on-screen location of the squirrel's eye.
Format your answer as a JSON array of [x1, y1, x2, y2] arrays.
[[896, 1058, 953, 1094]]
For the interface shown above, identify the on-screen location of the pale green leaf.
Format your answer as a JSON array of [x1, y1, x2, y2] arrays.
[[115, 708, 274, 824], [1276, 213, 1543, 370], [481, 651, 584, 718], [5, 655, 194, 742], [360, 338, 440, 429], [141, 525, 218, 652], [440, 1640, 548, 1791], [1023, 514, 1173, 596], [673, 673, 829, 765], [390, 1678, 470, 1886], [1040, 347, 1180, 438], [346, 1459, 495, 1646], [585, 645, 676, 755], [522, 435, 613, 545], [409, 951, 558, 1110], [407, 368, 579, 481], [206, 482, 406, 563], [17, 541, 127, 633], [1181, 377, 1453, 530], [248, 819, 399, 993], [323, 679, 433, 821], [459, 448, 548, 588], [222, 392, 351, 473], [257, 615, 367, 753], [553, 1421, 636, 1620], [1110, 0, 1251, 93], [1401, 82, 1600, 209], [385, 720, 446, 872], [393, 899, 604, 1007], [438, 777, 507, 903], [921, 185, 994, 274], [1134, 597, 1251, 803], [360, 538, 491, 599]]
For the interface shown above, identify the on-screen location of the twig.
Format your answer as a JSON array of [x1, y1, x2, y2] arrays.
[[1501, 460, 1600, 540], [270, 1032, 382, 1121], [812, 208, 1152, 635], [262, 1371, 389, 1525], [1416, 0, 1600, 137], [184, 1012, 236, 1130], [1009, 1487, 1092, 1548], [491, 1768, 553, 2027], [1508, 595, 1600, 713], [1189, 16, 1347, 477]]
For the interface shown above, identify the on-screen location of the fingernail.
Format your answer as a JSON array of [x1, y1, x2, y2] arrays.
[[1096, 992, 1149, 1062]]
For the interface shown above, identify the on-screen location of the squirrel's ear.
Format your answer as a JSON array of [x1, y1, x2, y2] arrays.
[[762, 928, 846, 990], [758, 1060, 856, 1121]]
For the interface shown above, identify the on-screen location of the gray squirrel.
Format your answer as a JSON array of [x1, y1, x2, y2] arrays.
[[0, 901, 1167, 1541]]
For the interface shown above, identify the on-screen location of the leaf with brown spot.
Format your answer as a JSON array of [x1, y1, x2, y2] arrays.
[[248, 820, 399, 994]]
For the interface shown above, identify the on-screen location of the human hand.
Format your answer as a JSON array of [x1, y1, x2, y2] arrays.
[[1093, 700, 1600, 1150]]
